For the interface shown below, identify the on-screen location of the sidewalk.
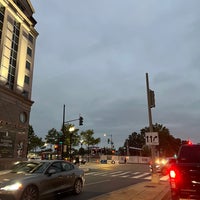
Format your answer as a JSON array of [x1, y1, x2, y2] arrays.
[[80, 163, 171, 200]]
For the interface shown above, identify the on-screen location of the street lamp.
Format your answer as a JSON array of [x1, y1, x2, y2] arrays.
[[80, 139, 84, 148], [69, 126, 75, 162], [80, 139, 84, 156]]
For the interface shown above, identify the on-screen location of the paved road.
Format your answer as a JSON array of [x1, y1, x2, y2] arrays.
[[59, 164, 169, 200]]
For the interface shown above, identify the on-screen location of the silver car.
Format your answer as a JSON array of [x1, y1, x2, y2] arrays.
[[0, 160, 85, 200]]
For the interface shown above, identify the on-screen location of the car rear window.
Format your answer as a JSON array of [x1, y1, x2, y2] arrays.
[[178, 145, 200, 163]]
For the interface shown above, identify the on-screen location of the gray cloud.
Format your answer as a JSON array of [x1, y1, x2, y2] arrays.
[[30, 0, 200, 148]]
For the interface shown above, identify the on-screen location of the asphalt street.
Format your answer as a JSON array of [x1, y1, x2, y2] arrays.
[[59, 163, 170, 200]]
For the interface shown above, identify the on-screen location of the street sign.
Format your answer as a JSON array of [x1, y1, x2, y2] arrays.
[[145, 132, 159, 145]]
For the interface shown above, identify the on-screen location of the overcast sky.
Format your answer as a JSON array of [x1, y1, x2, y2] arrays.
[[30, 0, 200, 149]]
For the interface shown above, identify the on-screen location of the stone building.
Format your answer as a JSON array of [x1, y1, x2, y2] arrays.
[[0, 0, 38, 169]]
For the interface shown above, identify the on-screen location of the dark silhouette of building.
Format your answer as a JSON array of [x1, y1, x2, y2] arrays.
[[0, 0, 38, 169]]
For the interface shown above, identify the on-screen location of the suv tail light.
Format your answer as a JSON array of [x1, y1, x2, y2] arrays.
[[169, 169, 176, 178], [169, 168, 181, 189]]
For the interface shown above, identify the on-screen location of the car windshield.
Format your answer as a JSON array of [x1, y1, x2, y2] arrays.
[[11, 162, 50, 174]]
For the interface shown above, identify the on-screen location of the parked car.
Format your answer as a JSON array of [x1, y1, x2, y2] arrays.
[[0, 160, 85, 200], [149, 157, 176, 175]]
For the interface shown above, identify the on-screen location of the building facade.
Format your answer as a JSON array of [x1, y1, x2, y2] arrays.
[[0, 0, 38, 169]]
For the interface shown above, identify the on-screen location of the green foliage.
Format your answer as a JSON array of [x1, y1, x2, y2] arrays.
[[45, 128, 60, 144], [62, 124, 80, 147], [80, 130, 101, 147], [28, 125, 44, 152]]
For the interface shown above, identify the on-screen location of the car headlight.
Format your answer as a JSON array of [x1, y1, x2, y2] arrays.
[[1, 182, 22, 191], [155, 159, 160, 164], [161, 159, 167, 165]]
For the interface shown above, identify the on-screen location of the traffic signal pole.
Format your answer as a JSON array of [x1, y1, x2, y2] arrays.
[[61, 104, 84, 160], [61, 104, 66, 159], [146, 73, 159, 183]]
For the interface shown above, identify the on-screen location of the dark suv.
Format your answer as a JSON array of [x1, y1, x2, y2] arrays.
[[169, 144, 200, 200]]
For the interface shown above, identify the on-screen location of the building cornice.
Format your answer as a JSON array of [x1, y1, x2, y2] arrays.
[[0, 85, 34, 107]]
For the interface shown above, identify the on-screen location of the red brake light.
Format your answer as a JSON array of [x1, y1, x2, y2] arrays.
[[188, 140, 192, 145], [169, 170, 176, 178]]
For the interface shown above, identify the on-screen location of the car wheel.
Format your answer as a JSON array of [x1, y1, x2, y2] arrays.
[[21, 185, 39, 200], [73, 179, 83, 195]]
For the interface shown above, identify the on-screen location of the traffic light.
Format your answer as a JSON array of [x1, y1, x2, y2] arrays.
[[149, 89, 155, 108], [79, 116, 83, 126]]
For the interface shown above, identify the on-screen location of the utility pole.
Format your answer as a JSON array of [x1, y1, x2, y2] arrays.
[[146, 73, 159, 183], [61, 105, 83, 160], [61, 104, 65, 159]]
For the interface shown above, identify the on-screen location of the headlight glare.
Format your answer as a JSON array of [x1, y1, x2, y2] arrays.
[[1, 182, 22, 191]]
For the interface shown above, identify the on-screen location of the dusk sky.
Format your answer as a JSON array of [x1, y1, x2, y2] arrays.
[[30, 0, 200, 149]]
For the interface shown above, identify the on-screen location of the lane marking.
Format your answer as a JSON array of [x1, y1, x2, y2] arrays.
[[132, 172, 150, 178], [85, 179, 110, 186]]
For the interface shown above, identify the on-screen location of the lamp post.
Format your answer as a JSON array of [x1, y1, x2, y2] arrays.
[[80, 139, 84, 156], [80, 139, 84, 149], [69, 126, 75, 162]]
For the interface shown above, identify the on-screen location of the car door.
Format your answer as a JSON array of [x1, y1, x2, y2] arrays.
[[39, 161, 64, 196], [61, 162, 76, 189]]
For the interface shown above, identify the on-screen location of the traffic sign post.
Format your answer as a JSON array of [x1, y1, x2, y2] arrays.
[[145, 132, 159, 146], [146, 73, 159, 183]]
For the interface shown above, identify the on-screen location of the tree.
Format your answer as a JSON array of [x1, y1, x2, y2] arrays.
[[45, 128, 60, 145], [80, 130, 100, 160], [28, 125, 44, 152], [123, 132, 146, 156], [62, 124, 80, 158], [80, 130, 100, 148]]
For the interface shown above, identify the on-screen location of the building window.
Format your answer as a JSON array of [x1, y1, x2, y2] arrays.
[[0, 5, 5, 43], [24, 75, 30, 85], [28, 34, 33, 44], [27, 47, 32, 57], [22, 90, 29, 98], [7, 20, 20, 90], [26, 60, 31, 70]]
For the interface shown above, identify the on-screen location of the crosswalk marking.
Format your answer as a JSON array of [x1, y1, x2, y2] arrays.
[[132, 172, 150, 179], [111, 171, 128, 177], [132, 172, 140, 175], [86, 171, 168, 181], [144, 176, 151, 180], [110, 171, 124, 175]]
